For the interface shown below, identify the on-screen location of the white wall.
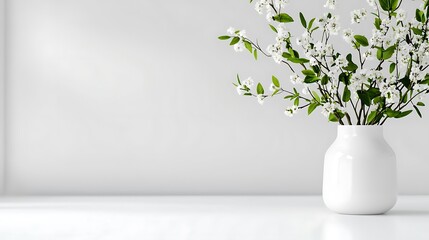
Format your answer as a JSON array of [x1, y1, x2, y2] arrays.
[[4, 0, 429, 195], [0, 0, 4, 194]]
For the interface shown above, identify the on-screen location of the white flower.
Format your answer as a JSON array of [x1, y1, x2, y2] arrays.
[[370, 29, 384, 47], [267, 43, 283, 64], [310, 57, 318, 66], [367, 0, 377, 9], [227, 27, 235, 35], [318, 14, 328, 27], [369, 70, 384, 83], [410, 66, 423, 83], [302, 85, 310, 95], [334, 56, 347, 68], [237, 30, 246, 38], [321, 102, 341, 117], [255, 1, 266, 14], [328, 83, 338, 95], [284, 105, 298, 117], [327, 69, 339, 79], [266, 10, 274, 22], [243, 77, 254, 88], [277, 23, 289, 41], [393, 26, 407, 41], [275, 0, 289, 8], [351, 9, 367, 24], [343, 28, 354, 44], [380, 18, 392, 33], [396, 9, 406, 22], [296, 32, 312, 51], [257, 94, 265, 105], [236, 85, 245, 95], [414, 83, 429, 92], [380, 83, 400, 104], [234, 42, 244, 52], [269, 83, 279, 92], [324, 0, 336, 10], [290, 74, 303, 84], [326, 15, 340, 35], [314, 41, 325, 55]]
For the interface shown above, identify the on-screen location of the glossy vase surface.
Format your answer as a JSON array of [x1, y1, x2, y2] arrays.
[[323, 126, 397, 214]]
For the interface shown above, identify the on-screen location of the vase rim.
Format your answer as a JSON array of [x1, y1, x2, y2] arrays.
[[337, 125, 384, 138]]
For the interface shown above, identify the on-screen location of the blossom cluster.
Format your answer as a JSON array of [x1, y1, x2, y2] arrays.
[[220, 0, 429, 125]]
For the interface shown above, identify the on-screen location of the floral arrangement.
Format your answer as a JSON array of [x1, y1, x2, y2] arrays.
[[219, 0, 429, 125]]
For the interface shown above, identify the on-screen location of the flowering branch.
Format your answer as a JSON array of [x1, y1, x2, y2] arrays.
[[219, 0, 429, 125]]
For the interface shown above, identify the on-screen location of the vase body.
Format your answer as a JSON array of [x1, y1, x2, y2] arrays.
[[323, 126, 397, 214]]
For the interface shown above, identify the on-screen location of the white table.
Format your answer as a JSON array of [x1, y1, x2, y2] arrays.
[[0, 196, 427, 240]]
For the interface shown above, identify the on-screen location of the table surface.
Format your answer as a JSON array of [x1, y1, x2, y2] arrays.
[[0, 196, 428, 240]]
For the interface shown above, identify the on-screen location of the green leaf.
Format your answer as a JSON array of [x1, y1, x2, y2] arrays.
[[343, 54, 358, 72], [339, 72, 350, 85], [218, 36, 231, 40], [373, 96, 382, 104], [354, 35, 369, 47], [308, 18, 316, 30], [374, 18, 382, 30], [302, 69, 316, 76], [310, 26, 319, 33], [401, 91, 408, 103], [293, 88, 298, 95], [396, 110, 413, 118], [417, 102, 426, 106], [230, 37, 240, 45], [253, 49, 258, 60], [273, 13, 294, 23], [342, 87, 351, 102], [236, 74, 241, 85], [379, 0, 399, 11], [294, 98, 300, 106], [389, 63, 396, 73], [383, 45, 396, 59], [308, 102, 318, 115], [321, 75, 329, 85], [328, 113, 339, 122], [244, 41, 252, 53], [379, 0, 390, 11], [412, 27, 423, 35], [282, 52, 291, 59], [414, 105, 423, 118], [257, 83, 264, 95], [367, 87, 381, 99], [312, 91, 321, 102], [269, 24, 278, 33], [377, 48, 383, 60], [304, 76, 320, 83], [416, 9, 424, 22], [357, 90, 371, 106], [271, 89, 280, 96], [386, 108, 401, 118], [400, 76, 411, 89], [272, 76, 280, 88], [299, 12, 307, 28], [420, 76, 429, 85], [367, 111, 378, 124], [289, 58, 310, 64], [391, 0, 400, 10]]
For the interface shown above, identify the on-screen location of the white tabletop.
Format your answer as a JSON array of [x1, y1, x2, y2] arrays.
[[0, 196, 428, 240]]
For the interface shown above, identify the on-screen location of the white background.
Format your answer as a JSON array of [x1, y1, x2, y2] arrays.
[[3, 0, 429, 195]]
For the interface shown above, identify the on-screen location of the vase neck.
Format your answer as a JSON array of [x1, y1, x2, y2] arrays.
[[337, 126, 384, 139]]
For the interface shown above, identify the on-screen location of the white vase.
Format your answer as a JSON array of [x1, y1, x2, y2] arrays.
[[323, 126, 397, 215]]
